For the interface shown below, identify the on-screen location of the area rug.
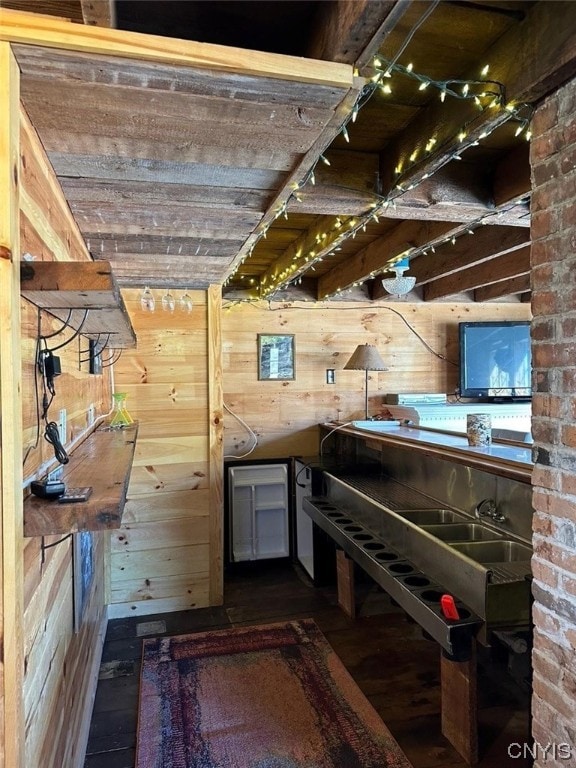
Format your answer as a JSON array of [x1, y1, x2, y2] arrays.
[[136, 619, 412, 768]]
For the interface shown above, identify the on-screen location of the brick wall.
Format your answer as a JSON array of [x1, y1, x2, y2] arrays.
[[531, 77, 576, 765]]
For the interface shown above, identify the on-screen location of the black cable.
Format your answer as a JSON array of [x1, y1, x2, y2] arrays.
[[42, 534, 72, 551], [44, 421, 69, 464], [49, 309, 89, 352]]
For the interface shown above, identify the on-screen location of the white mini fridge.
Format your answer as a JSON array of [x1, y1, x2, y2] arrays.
[[228, 463, 290, 562]]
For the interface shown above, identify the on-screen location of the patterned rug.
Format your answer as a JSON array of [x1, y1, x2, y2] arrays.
[[136, 619, 413, 768]]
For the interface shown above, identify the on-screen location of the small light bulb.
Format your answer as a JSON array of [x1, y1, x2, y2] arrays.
[[418, 81, 429, 91], [481, 64, 490, 76]]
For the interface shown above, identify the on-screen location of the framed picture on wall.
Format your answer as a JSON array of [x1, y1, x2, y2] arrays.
[[73, 530, 94, 633], [257, 334, 295, 380]]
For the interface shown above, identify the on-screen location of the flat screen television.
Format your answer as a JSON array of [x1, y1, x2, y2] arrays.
[[458, 321, 531, 400]]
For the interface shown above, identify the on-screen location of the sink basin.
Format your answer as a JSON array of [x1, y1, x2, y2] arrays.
[[449, 540, 532, 563], [394, 508, 467, 525], [420, 523, 502, 542]]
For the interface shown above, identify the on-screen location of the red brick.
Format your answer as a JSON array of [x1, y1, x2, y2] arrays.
[[560, 143, 576, 175], [532, 295, 562, 320], [532, 263, 555, 288], [532, 175, 562, 207], [560, 315, 576, 338], [533, 513, 553, 536], [532, 96, 559, 134], [532, 647, 562, 684], [532, 393, 564, 419], [560, 470, 576, 498], [530, 237, 563, 266], [561, 572, 576, 597], [531, 130, 564, 163], [533, 488, 554, 512], [532, 557, 559, 589], [532, 318, 555, 341], [533, 421, 560, 445], [532, 674, 576, 722], [532, 341, 576, 367], [562, 201, 576, 228], [547, 493, 576, 520], [531, 210, 561, 243], [561, 424, 576, 448], [533, 466, 561, 492], [533, 603, 562, 635]]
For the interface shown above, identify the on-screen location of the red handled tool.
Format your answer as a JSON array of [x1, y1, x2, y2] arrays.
[[440, 594, 460, 620]]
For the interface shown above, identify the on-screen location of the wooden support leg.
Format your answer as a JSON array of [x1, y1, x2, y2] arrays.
[[440, 642, 478, 765], [336, 549, 355, 618]]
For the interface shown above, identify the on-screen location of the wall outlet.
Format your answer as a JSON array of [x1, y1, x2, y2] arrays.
[[87, 403, 96, 426], [58, 408, 67, 445]]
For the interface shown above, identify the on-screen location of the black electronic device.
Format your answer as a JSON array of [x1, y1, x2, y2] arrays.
[[459, 321, 531, 401], [57, 487, 93, 504], [31, 479, 66, 499]]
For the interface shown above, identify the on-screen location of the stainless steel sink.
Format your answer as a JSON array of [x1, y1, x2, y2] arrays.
[[419, 523, 502, 542], [394, 509, 467, 524], [449, 540, 532, 563]]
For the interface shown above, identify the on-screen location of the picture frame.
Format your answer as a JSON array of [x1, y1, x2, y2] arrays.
[[257, 334, 295, 380], [73, 530, 94, 633]]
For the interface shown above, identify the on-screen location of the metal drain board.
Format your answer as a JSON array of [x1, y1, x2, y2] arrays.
[[333, 474, 440, 510], [303, 494, 480, 656]]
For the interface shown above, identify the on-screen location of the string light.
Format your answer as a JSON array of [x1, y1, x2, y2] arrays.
[[226, 41, 534, 297]]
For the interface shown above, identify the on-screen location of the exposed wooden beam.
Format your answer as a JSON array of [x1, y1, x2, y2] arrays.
[[424, 245, 531, 300], [378, 1, 576, 196], [0, 8, 355, 86], [80, 0, 115, 27], [223, 81, 364, 283], [307, 0, 409, 66], [407, 226, 530, 286], [474, 273, 531, 302], [318, 219, 463, 300], [259, 215, 344, 298], [291, 148, 530, 225]]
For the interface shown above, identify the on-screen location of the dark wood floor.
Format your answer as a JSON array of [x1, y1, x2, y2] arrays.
[[84, 560, 532, 768]]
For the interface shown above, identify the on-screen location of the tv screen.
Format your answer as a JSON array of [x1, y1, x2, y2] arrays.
[[459, 321, 531, 400]]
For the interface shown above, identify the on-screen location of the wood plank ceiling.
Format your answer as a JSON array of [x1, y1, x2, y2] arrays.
[[3, 0, 576, 303]]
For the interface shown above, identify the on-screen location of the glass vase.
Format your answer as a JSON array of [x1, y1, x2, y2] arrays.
[[109, 392, 134, 428]]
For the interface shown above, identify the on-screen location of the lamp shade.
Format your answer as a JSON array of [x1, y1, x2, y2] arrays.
[[344, 344, 388, 371]]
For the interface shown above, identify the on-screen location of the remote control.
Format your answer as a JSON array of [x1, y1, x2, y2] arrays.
[[57, 487, 93, 503]]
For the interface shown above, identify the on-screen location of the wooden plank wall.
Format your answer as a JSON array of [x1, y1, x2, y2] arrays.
[[17, 108, 111, 768], [221, 300, 532, 459], [0, 42, 24, 768], [109, 288, 222, 618]]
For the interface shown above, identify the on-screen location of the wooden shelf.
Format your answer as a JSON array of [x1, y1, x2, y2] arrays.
[[24, 424, 137, 537], [20, 261, 137, 348]]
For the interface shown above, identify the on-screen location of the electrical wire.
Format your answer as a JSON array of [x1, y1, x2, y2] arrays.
[[44, 421, 69, 464], [320, 421, 354, 458], [223, 402, 258, 459], [223, 300, 456, 366]]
